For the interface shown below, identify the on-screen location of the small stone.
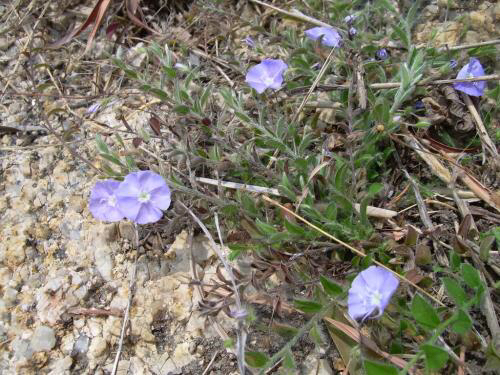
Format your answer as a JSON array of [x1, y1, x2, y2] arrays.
[[31, 326, 57, 352], [94, 246, 113, 281], [88, 337, 108, 359], [71, 334, 90, 357], [118, 221, 136, 242], [12, 337, 33, 359], [188, 341, 197, 354], [3, 287, 18, 307], [48, 356, 73, 374]]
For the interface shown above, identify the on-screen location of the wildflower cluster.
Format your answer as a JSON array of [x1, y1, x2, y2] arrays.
[[245, 26, 342, 94], [89, 170, 171, 224]]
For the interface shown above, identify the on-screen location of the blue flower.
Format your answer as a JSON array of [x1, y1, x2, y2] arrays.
[[244, 36, 255, 48], [453, 58, 486, 97], [116, 171, 171, 224], [348, 27, 357, 38], [245, 59, 288, 94], [89, 180, 124, 222], [348, 266, 399, 321], [375, 49, 389, 61], [344, 14, 356, 25], [305, 27, 342, 48]]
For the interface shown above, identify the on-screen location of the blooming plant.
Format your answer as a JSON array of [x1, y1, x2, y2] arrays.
[[375, 48, 389, 61], [89, 170, 171, 224], [245, 59, 288, 94], [89, 180, 124, 222], [304, 26, 342, 47], [347, 265, 399, 321], [453, 57, 486, 97]]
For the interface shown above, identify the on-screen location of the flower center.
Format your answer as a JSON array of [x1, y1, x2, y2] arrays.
[[263, 75, 274, 86], [466, 73, 474, 79], [370, 290, 382, 306], [108, 195, 117, 207], [138, 191, 151, 203]]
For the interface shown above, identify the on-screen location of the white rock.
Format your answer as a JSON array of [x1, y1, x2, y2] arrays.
[[30, 325, 56, 352]]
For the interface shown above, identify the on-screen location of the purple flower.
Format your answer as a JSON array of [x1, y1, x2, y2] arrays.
[[245, 59, 288, 94], [305, 27, 342, 48], [348, 27, 357, 38], [414, 100, 425, 111], [244, 36, 255, 48], [449, 59, 458, 69], [344, 14, 356, 24], [116, 171, 171, 224], [89, 180, 125, 222], [348, 266, 399, 321], [375, 49, 389, 61], [87, 102, 101, 114], [453, 58, 486, 97]]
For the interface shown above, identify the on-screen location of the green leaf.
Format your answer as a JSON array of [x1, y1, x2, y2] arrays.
[[173, 105, 190, 115], [149, 87, 169, 101], [460, 263, 482, 289], [364, 360, 398, 375], [309, 321, 324, 346], [163, 66, 177, 79], [320, 275, 343, 297], [450, 251, 461, 272], [270, 322, 298, 339], [283, 350, 296, 369], [95, 135, 109, 154], [422, 344, 449, 370], [410, 294, 440, 330], [294, 299, 323, 314], [255, 219, 277, 236], [245, 351, 269, 368], [283, 219, 306, 236], [479, 235, 494, 261], [100, 153, 125, 167], [451, 309, 472, 334], [442, 277, 466, 306]]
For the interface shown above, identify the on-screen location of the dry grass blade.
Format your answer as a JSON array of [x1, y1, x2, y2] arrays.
[[462, 93, 499, 163], [126, 0, 161, 35], [50, 0, 111, 50], [324, 317, 411, 370], [262, 195, 445, 307]]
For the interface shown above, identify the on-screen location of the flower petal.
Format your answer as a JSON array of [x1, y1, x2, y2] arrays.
[[149, 186, 171, 210], [116, 174, 141, 198], [116, 196, 142, 222], [305, 27, 342, 47], [137, 170, 168, 193], [88, 180, 124, 222], [135, 203, 164, 224]]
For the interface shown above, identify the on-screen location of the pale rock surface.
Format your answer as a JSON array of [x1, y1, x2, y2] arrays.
[[30, 326, 57, 352]]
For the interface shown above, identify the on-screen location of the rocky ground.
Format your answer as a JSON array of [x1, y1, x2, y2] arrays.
[[0, 0, 499, 374]]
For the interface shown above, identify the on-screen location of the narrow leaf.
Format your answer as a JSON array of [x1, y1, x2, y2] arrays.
[[294, 299, 323, 314], [320, 275, 343, 297], [245, 351, 269, 368], [364, 360, 398, 375]]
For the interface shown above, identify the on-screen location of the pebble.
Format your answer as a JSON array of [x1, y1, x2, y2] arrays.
[[31, 326, 57, 352]]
